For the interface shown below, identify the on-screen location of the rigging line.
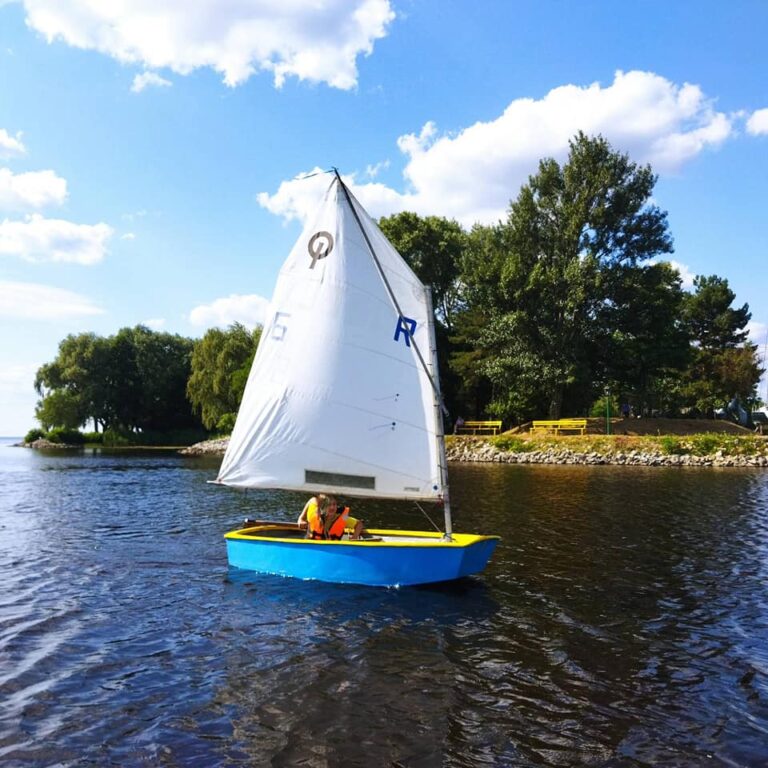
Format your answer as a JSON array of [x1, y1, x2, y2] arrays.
[[297, 168, 336, 181], [414, 501, 442, 533], [333, 170, 449, 416]]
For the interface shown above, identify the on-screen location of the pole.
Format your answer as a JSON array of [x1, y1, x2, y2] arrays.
[[606, 388, 611, 435], [425, 288, 453, 541]]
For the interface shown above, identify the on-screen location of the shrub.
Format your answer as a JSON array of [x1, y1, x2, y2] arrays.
[[46, 427, 85, 445], [658, 436, 689, 455], [24, 428, 46, 444], [102, 429, 132, 446], [82, 431, 104, 444], [492, 435, 533, 453]]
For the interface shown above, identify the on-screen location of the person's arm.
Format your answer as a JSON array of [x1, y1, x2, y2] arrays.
[[350, 519, 364, 540], [297, 497, 314, 529]]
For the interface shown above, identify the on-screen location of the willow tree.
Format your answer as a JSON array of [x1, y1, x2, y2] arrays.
[[186, 323, 262, 431], [463, 132, 673, 420]]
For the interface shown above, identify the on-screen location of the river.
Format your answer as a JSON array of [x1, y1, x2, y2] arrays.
[[1, 440, 767, 766]]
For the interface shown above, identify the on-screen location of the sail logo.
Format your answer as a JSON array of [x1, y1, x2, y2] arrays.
[[307, 231, 334, 269], [394, 316, 417, 346]]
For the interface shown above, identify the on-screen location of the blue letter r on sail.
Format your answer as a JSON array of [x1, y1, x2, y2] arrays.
[[394, 316, 417, 347]]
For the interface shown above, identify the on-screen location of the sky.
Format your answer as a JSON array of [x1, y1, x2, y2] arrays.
[[0, 0, 766, 435]]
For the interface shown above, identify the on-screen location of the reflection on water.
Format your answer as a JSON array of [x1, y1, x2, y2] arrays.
[[1, 443, 768, 766]]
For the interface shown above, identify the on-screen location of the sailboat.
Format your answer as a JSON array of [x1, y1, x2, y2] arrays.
[[215, 172, 499, 587]]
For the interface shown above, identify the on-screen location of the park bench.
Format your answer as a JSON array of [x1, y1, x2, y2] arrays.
[[456, 420, 503, 435], [530, 418, 587, 435]]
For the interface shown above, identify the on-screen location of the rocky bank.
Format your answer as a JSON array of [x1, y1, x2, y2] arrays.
[[179, 436, 768, 468]]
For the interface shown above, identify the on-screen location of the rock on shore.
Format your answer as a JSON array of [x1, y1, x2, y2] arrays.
[[179, 437, 230, 456], [20, 438, 84, 449], [445, 441, 768, 468]]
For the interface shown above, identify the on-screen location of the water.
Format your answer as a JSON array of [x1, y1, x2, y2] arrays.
[[1, 440, 768, 767]]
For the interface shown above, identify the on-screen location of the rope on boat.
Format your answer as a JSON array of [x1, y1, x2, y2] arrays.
[[415, 501, 442, 533]]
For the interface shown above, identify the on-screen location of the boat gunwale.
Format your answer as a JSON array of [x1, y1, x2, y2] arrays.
[[224, 525, 500, 548]]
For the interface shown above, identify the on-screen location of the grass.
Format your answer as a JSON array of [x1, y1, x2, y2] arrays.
[[446, 432, 768, 457]]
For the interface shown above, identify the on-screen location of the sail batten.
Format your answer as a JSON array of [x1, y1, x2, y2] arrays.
[[216, 177, 444, 502]]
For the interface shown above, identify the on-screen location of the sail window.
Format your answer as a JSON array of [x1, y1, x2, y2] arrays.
[[305, 470, 376, 490]]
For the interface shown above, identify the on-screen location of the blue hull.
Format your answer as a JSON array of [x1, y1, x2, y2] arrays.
[[225, 528, 499, 587]]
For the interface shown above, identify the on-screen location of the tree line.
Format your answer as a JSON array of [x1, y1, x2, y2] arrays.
[[33, 133, 763, 438], [380, 132, 763, 422], [33, 323, 261, 439]]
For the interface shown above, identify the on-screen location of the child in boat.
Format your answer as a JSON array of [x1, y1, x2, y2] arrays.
[[297, 494, 365, 540]]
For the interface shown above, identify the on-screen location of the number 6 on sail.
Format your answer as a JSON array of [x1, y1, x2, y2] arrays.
[[213, 171, 499, 587]]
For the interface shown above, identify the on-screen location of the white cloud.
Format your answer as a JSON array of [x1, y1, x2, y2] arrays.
[[0, 128, 26, 159], [0, 280, 103, 319], [746, 108, 768, 136], [666, 259, 696, 291], [748, 320, 768, 347], [365, 160, 390, 179], [142, 317, 166, 330], [21, 0, 395, 89], [260, 70, 736, 227], [0, 363, 39, 393], [257, 167, 411, 224], [131, 71, 172, 93], [0, 214, 113, 264], [189, 293, 270, 329], [0, 167, 67, 210], [121, 232, 136, 240]]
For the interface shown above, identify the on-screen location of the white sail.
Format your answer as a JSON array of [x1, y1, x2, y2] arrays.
[[217, 178, 443, 500]]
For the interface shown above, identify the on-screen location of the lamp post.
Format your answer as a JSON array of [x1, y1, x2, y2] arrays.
[[605, 387, 611, 436]]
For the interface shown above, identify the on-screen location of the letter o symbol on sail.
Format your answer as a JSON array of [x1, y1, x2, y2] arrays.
[[307, 231, 334, 269]]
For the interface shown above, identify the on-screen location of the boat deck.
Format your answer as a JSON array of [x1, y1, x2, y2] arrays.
[[236, 526, 439, 544]]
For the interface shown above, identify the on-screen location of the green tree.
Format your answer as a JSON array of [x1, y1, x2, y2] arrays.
[[186, 323, 261, 430], [34, 389, 85, 431], [129, 326, 198, 430], [35, 332, 111, 430], [684, 275, 750, 349], [462, 133, 673, 421], [680, 275, 762, 412], [35, 326, 201, 433], [599, 261, 690, 414]]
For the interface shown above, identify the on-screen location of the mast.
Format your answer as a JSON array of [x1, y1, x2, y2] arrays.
[[425, 288, 453, 540]]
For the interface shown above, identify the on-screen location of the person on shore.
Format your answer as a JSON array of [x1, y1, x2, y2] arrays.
[[297, 494, 365, 540]]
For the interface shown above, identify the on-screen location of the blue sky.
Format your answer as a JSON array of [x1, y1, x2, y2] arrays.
[[0, 0, 766, 434]]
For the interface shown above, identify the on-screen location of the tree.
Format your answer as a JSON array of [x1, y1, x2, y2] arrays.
[[35, 332, 110, 430], [598, 261, 690, 414], [34, 389, 85, 431], [462, 132, 673, 421], [35, 326, 201, 433], [684, 275, 750, 350], [680, 275, 762, 412], [186, 323, 261, 431]]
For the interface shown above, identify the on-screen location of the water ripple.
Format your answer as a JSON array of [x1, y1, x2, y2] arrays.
[[2, 447, 768, 765]]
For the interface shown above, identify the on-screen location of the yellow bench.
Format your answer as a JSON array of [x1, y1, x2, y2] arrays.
[[456, 420, 503, 435], [530, 418, 587, 435]]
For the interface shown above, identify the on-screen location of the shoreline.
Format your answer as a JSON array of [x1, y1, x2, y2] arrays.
[[177, 435, 768, 468]]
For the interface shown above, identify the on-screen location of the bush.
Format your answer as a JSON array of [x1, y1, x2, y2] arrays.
[[102, 428, 132, 446], [24, 428, 46, 443], [82, 431, 104, 444], [491, 435, 533, 453], [658, 436, 689, 455], [46, 427, 85, 445]]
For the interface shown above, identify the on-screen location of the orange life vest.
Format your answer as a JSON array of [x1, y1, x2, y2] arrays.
[[307, 502, 350, 540]]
